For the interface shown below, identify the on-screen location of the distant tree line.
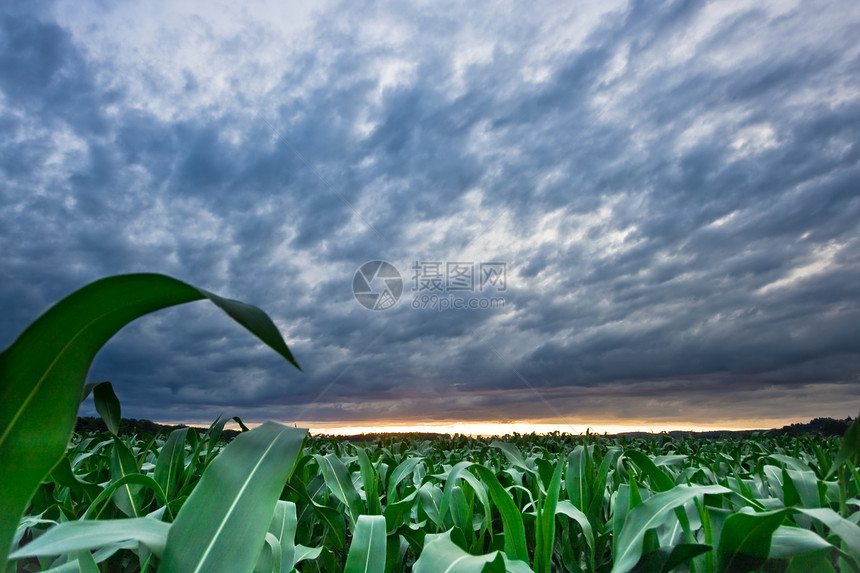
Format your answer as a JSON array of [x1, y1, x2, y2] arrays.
[[75, 416, 241, 441], [771, 416, 854, 437]]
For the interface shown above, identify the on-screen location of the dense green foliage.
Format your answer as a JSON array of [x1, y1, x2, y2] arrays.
[[9, 425, 860, 572]]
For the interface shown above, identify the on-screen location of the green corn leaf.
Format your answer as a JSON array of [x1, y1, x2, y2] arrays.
[[490, 441, 533, 475], [82, 473, 168, 520], [312, 501, 347, 550], [556, 501, 595, 571], [50, 455, 101, 505], [612, 484, 730, 573], [92, 381, 121, 436], [160, 422, 307, 573], [624, 450, 675, 492], [255, 532, 282, 573], [268, 500, 298, 572], [314, 453, 364, 529], [344, 515, 387, 573], [469, 464, 530, 564], [387, 458, 423, 503], [660, 544, 712, 572], [787, 549, 838, 573], [294, 544, 323, 568], [9, 518, 170, 561], [413, 530, 534, 573], [357, 446, 382, 515], [439, 461, 492, 535], [418, 482, 444, 528], [383, 490, 418, 535], [232, 416, 251, 433], [110, 436, 143, 517], [827, 416, 860, 479], [612, 484, 631, 559], [786, 468, 822, 509], [449, 485, 471, 532], [769, 525, 833, 559], [590, 447, 621, 524], [0, 273, 300, 568], [796, 507, 860, 557], [630, 544, 712, 573], [153, 428, 190, 502], [567, 446, 592, 513], [770, 454, 814, 474], [535, 460, 563, 573], [716, 509, 786, 573]]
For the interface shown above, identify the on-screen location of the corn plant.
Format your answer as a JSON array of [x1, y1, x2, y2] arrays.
[[1, 273, 301, 570]]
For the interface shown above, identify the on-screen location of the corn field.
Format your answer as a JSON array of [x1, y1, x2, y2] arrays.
[[8, 421, 860, 572], [2, 273, 859, 572]]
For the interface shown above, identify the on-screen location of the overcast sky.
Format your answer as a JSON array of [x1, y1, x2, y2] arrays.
[[2, 0, 859, 432]]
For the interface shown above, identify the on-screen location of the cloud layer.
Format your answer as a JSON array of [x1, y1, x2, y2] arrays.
[[2, 0, 859, 429]]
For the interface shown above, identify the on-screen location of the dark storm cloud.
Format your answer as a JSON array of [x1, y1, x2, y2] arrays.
[[2, 0, 859, 428]]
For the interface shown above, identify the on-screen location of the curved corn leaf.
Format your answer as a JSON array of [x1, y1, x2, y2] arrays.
[[92, 382, 121, 436], [439, 461, 492, 535], [255, 532, 282, 573], [717, 509, 786, 573], [612, 484, 730, 573], [469, 464, 529, 563], [344, 515, 387, 573], [9, 518, 170, 561], [413, 530, 534, 573], [631, 544, 712, 573], [314, 453, 364, 529], [490, 442, 533, 475], [82, 473, 169, 520], [797, 507, 860, 557], [624, 450, 675, 492], [387, 458, 423, 503], [556, 501, 595, 571], [769, 525, 832, 559], [160, 422, 307, 573], [0, 273, 300, 567]]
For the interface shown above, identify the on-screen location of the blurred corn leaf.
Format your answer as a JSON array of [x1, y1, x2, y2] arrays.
[[92, 381, 121, 436], [827, 415, 860, 479]]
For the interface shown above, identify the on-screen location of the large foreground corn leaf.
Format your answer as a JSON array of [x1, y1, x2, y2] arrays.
[[160, 422, 307, 573], [9, 518, 170, 560], [344, 515, 387, 573], [0, 273, 300, 567]]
